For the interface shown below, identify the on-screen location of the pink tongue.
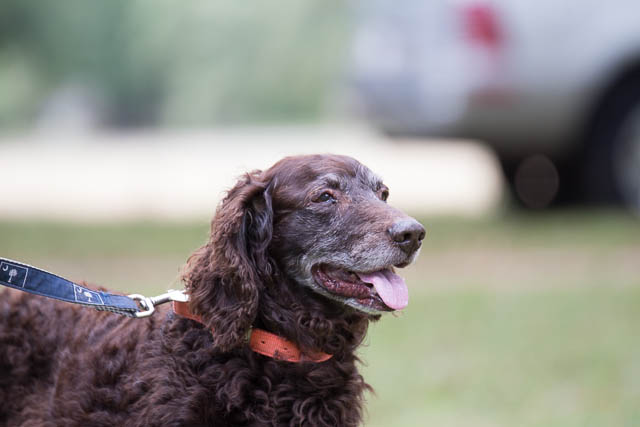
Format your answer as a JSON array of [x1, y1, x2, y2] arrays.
[[356, 269, 409, 310]]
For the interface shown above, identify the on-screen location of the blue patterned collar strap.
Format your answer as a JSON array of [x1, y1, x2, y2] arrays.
[[0, 257, 141, 317]]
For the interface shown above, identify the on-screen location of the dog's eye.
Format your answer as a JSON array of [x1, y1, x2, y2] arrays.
[[380, 189, 389, 202], [315, 192, 336, 203]]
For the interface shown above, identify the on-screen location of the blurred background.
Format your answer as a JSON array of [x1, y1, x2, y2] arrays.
[[1, 1, 639, 425]]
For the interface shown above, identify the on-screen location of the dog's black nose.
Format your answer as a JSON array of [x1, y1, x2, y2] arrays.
[[388, 219, 426, 255]]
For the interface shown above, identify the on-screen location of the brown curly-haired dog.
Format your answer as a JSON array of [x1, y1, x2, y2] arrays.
[[0, 154, 424, 426]]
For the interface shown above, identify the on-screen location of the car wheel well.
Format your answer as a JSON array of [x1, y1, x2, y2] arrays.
[[581, 57, 640, 206], [583, 56, 640, 138]]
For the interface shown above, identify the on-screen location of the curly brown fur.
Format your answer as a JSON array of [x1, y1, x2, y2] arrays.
[[0, 154, 424, 426]]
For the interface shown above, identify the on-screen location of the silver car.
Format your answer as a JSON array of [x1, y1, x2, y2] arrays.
[[350, 0, 640, 210]]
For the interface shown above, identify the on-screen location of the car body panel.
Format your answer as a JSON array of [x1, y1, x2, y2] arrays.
[[351, 0, 640, 157]]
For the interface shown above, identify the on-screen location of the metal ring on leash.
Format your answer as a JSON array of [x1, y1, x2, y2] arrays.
[[128, 290, 188, 318], [128, 294, 155, 317]]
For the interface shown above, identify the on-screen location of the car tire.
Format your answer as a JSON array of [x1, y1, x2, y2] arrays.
[[584, 79, 640, 210]]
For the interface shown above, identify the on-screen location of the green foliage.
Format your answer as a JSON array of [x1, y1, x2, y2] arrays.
[[0, 0, 351, 127]]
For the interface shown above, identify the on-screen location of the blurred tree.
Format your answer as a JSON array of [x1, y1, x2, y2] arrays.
[[0, 0, 351, 129]]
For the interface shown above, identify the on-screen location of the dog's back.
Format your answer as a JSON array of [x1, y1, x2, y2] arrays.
[[0, 289, 163, 426]]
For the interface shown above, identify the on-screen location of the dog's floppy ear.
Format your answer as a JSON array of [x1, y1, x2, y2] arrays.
[[182, 171, 274, 352]]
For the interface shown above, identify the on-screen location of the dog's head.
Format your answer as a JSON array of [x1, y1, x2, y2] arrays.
[[182, 154, 424, 352]]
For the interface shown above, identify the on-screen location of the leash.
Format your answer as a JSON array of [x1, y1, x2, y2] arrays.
[[0, 257, 332, 363], [0, 257, 157, 317]]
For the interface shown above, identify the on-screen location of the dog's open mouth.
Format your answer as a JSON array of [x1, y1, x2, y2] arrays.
[[312, 264, 409, 312]]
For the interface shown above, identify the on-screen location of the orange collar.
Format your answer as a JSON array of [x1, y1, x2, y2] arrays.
[[172, 300, 332, 363]]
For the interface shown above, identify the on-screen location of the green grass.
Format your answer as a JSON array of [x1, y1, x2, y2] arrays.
[[361, 289, 640, 427], [420, 210, 640, 249], [1, 210, 639, 426]]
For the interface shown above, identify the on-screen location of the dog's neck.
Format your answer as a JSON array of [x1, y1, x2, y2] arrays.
[[173, 300, 332, 362], [254, 279, 373, 359]]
